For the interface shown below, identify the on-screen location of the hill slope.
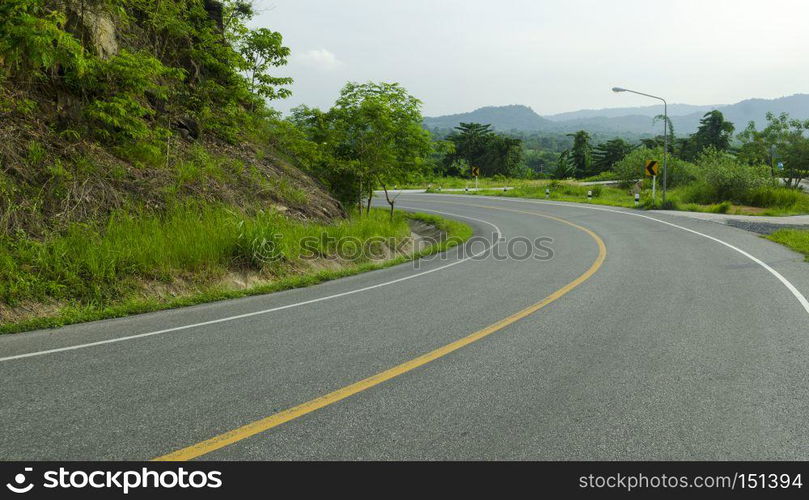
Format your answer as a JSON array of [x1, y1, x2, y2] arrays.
[[0, 0, 377, 330], [0, 1, 343, 235]]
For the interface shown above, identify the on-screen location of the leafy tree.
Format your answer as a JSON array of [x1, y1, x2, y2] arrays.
[[592, 138, 632, 173], [553, 150, 574, 179], [329, 82, 433, 217], [736, 120, 771, 167], [780, 136, 809, 188], [223, 0, 255, 40], [443, 122, 523, 177], [443, 122, 492, 176], [566, 130, 592, 177], [737, 112, 809, 187], [691, 110, 735, 155], [239, 27, 292, 105], [282, 105, 357, 205]]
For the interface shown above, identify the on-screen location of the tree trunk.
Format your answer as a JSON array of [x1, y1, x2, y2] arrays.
[[380, 183, 395, 220]]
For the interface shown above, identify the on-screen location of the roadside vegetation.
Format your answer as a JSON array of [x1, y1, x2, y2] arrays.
[[0, 1, 472, 332], [0, 207, 472, 334], [419, 108, 809, 216], [2, 1, 806, 333], [767, 229, 809, 262]]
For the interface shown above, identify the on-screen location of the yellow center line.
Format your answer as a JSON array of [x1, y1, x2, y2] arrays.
[[152, 202, 607, 461]]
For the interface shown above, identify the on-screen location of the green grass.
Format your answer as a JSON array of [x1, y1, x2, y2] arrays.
[[427, 177, 809, 216], [767, 229, 809, 262], [391, 176, 532, 190], [668, 183, 809, 216], [0, 205, 472, 334], [440, 181, 643, 208]]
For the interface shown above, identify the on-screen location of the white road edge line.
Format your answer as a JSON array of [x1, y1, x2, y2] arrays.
[[0, 208, 502, 363], [425, 193, 809, 316]]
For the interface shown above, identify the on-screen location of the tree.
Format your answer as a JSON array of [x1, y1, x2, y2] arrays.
[[592, 138, 632, 173], [444, 122, 523, 177], [553, 150, 574, 179], [737, 112, 809, 187], [782, 135, 809, 188], [444, 122, 493, 176], [690, 110, 735, 156], [283, 105, 360, 206], [223, 0, 255, 40], [239, 28, 293, 105], [736, 121, 771, 168], [330, 82, 433, 217], [566, 130, 592, 177]]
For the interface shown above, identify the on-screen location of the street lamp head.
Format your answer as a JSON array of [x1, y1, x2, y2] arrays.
[[612, 87, 627, 93]]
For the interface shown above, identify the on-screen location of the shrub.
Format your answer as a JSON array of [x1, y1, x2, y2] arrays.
[[612, 146, 697, 188], [695, 148, 771, 203]]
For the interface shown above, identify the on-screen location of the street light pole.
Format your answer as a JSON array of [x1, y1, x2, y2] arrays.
[[612, 87, 668, 203]]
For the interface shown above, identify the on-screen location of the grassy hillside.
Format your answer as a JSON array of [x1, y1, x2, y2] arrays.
[[0, 1, 472, 332], [0, 0, 344, 236]]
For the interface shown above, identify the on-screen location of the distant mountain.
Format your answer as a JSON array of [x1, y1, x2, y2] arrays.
[[423, 105, 554, 132], [424, 94, 809, 137], [547, 103, 721, 121]]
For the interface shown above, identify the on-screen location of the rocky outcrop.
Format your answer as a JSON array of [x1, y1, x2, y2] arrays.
[[66, 1, 119, 59]]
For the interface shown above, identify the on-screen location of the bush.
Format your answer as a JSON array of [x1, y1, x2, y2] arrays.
[[695, 148, 771, 203], [612, 146, 697, 188]]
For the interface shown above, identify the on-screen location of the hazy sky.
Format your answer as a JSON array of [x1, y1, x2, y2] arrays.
[[252, 0, 809, 117]]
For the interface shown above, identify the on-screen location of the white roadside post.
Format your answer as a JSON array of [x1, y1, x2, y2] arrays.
[[634, 193, 640, 206], [545, 188, 550, 199], [652, 175, 656, 203], [587, 190, 593, 202]]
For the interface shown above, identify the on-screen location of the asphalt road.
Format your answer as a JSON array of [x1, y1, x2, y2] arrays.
[[1, 194, 808, 460]]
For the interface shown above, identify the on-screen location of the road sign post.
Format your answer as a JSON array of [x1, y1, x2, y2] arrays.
[[645, 160, 660, 204], [471, 166, 480, 190]]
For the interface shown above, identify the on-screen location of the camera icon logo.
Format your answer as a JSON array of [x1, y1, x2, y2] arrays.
[[6, 467, 34, 494]]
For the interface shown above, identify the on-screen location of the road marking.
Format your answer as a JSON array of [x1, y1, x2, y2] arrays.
[[0, 209, 501, 363], [422, 194, 809, 317], [153, 206, 606, 461]]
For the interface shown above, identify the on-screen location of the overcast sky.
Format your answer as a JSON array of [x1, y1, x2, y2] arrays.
[[252, 0, 808, 117]]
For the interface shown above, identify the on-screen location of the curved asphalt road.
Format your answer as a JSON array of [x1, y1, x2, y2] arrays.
[[0, 193, 808, 460]]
